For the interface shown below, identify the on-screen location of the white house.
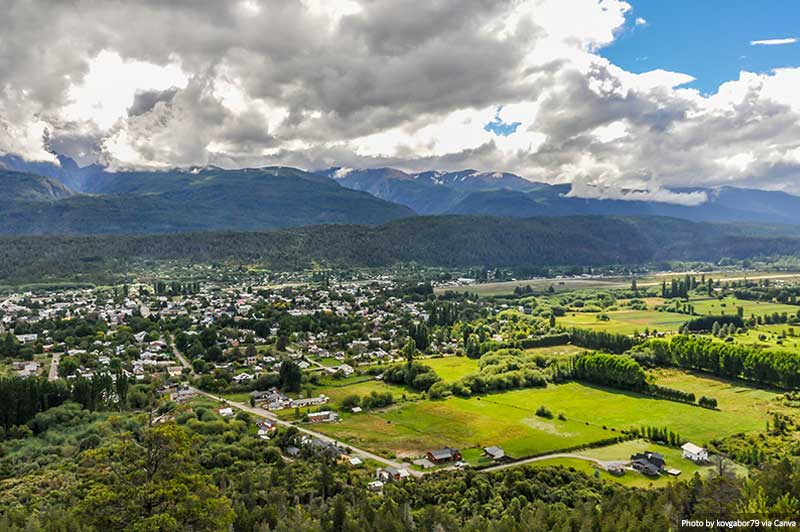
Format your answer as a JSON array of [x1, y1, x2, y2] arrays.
[[681, 442, 708, 462]]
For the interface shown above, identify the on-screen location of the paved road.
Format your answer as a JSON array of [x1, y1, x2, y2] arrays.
[[48, 352, 61, 381], [192, 388, 422, 477]]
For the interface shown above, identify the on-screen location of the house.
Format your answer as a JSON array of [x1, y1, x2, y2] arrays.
[[307, 411, 338, 423], [681, 442, 709, 462], [170, 388, 197, 402], [377, 466, 410, 482], [483, 446, 505, 461], [348, 457, 363, 467], [218, 407, 234, 417], [630, 451, 665, 477], [367, 480, 384, 492], [285, 446, 300, 457], [427, 447, 462, 464], [16, 333, 39, 343]]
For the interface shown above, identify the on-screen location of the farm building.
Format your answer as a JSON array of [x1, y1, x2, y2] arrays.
[[681, 442, 709, 462], [427, 447, 462, 464], [483, 446, 506, 461]]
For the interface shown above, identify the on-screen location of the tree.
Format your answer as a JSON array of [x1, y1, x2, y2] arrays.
[[279, 360, 302, 393], [403, 337, 416, 367], [77, 423, 234, 531]]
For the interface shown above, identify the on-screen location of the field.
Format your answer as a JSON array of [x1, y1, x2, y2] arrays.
[[422, 356, 479, 382], [651, 369, 791, 418], [434, 278, 629, 296], [314, 377, 771, 462], [314, 379, 420, 406], [522, 345, 590, 357], [557, 309, 688, 335], [690, 296, 799, 318], [530, 439, 746, 488], [732, 324, 800, 350]]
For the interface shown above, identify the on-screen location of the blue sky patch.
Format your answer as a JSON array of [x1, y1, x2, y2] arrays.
[[484, 108, 522, 136], [601, 0, 800, 94]]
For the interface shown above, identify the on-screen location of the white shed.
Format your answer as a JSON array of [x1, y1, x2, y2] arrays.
[[681, 442, 708, 462]]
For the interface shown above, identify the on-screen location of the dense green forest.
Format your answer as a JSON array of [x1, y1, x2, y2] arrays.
[[3, 215, 800, 283]]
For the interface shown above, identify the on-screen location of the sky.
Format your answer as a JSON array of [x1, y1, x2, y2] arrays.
[[1, 0, 799, 203]]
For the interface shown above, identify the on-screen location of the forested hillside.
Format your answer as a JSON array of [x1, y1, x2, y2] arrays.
[[2, 215, 799, 283]]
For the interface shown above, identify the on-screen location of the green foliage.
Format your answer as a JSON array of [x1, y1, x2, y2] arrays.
[[572, 353, 647, 391]]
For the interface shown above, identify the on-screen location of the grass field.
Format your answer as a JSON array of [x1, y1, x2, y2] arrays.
[[315, 380, 420, 406], [422, 356, 479, 382], [690, 296, 799, 318], [530, 439, 746, 488], [314, 379, 769, 462], [732, 325, 800, 351], [434, 278, 629, 296], [651, 369, 791, 418], [557, 309, 688, 335], [522, 345, 591, 357]]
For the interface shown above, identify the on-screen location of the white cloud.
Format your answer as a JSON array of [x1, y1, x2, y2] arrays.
[[635, 17, 647, 26], [750, 38, 797, 46], [0, 0, 799, 202]]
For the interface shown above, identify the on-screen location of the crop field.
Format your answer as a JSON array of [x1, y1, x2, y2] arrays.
[[313, 379, 769, 462], [422, 356, 479, 382], [557, 309, 688, 335]]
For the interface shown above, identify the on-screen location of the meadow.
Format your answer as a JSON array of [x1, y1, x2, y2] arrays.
[[313, 376, 772, 462], [530, 439, 747, 488], [689, 296, 799, 318], [422, 356, 479, 382], [557, 309, 688, 335]]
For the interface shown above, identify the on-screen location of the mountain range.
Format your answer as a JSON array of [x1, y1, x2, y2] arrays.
[[3, 153, 800, 235], [322, 167, 800, 224]]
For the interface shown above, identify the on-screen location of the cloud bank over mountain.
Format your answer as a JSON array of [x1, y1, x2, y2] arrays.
[[1, 0, 800, 200]]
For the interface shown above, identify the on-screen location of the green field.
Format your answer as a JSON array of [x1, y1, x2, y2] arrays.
[[423, 356, 479, 382], [652, 369, 790, 418], [530, 439, 746, 488], [314, 379, 769, 461], [522, 345, 592, 357], [557, 309, 688, 335], [690, 296, 799, 318], [315, 380, 420, 406], [434, 278, 629, 296], [731, 325, 800, 351]]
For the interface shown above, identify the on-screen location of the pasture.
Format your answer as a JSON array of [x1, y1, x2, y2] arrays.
[[557, 309, 688, 335], [530, 439, 746, 488], [422, 356, 479, 382], [313, 379, 769, 462], [690, 296, 799, 319]]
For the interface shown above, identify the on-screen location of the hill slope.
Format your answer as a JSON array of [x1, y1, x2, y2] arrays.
[[0, 170, 75, 204], [3, 215, 799, 283]]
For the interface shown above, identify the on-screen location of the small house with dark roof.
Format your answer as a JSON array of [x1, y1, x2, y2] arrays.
[[483, 446, 506, 461], [427, 447, 462, 464], [630, 451, 666, 477]]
